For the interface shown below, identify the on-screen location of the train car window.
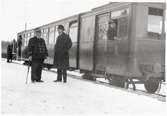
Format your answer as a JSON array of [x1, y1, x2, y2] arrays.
[[23, 34, 26, 46], [25, 33, 27, 46], [41, 29, 44, 38], [69, 22, 78, 42], [49, 27, 55, 44], [27, 33, 30, 46], [147, 7, 163, 38], [24, 33, 27, 46], [110, 8, 129, 40], [96, 13, 110, 40], [31, 32, 34, 37], [54, 26, 59, 42], [26, 33, 29, 46], [43, 28, 49, 44], [29, 32, 32, 38]]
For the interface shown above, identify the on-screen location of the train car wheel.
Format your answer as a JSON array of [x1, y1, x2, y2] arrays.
[[144, 78, 160, 93]]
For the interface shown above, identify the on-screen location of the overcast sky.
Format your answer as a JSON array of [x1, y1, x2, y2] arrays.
[[0, 0, 165, 41]]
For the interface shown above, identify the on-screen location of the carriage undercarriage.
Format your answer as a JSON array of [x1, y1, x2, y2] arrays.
[[82, 70, 164, 94]]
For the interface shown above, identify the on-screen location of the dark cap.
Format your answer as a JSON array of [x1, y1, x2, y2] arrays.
[[57, 25, 64, 31], [108, 20, 115, 24]]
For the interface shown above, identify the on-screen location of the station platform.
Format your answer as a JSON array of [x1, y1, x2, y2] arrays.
[[1, 59, 166, 115]]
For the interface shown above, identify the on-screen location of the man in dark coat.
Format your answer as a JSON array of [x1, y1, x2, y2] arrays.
[[17, 35, 22, 58], [107, 20, 117, 40], [7, 43, 13, 63], [28, 28, 48, 83], [53, 25, 72, 83]]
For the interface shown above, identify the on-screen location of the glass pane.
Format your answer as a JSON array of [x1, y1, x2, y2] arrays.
[[109, 8, 129, 40], [54, 26, 59, 42], [41, 29, 44, 38], [24, 37, 27, 46], [148, 15, 163, 34], [24, 33, 27, 46], [43, 28, 49, 44], [69, 23, 78, 42], [147, 7, 164, 39], [117, 16, 128, 38], [97, 13, 110, 40], [149, 7, 163, 16], [49, 27, 55, 44], [31, 32, 34, 37]]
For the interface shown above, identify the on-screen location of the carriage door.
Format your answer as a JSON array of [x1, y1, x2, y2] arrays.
[[95, 13, 110, 72], [95, 8, 130, 74], [69, 21, 78, 68]]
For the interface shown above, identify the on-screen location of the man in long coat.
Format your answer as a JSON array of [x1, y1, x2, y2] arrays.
[[53, 25, 72, 83], [17, 35, 22, 58], [7, 43, 13, 63], [28, 28, 48, 83]]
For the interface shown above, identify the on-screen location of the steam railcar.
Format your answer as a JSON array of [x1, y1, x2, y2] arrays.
[[17, 2, 166, 93]]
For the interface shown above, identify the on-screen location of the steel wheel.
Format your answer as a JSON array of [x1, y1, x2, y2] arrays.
[[144, 78, 160, 93]]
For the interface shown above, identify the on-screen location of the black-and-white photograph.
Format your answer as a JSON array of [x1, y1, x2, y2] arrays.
[[0, 0, 166, 115]]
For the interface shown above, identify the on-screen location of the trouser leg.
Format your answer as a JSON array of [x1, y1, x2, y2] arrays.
[[31, 62, 38, 81], [57, 68, 62, 81], [36, 59, 44, 81], [7, 56, 9, 62], [62, 69, 67, 82], [18, 47, 21, 58]]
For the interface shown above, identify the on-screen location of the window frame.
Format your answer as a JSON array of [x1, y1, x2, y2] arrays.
[[147, 7, 164, 36]]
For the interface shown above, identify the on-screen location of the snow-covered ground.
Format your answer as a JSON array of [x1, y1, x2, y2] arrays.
[[1, 59, 167, 115]]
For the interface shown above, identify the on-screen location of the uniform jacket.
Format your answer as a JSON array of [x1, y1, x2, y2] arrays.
[[28, 37, 48, 60], [107, 26, 117, 40], [53, 32, 72, 69]]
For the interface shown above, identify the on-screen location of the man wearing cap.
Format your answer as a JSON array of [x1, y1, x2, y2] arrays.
[[53, 25, 72, 83], [28, 29, 48, 83], [17, 35, 22, 59], [107, 20, 117, 40], [7, 42, 13, 63]]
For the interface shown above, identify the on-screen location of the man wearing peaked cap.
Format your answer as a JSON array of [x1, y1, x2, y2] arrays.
[[27, 28, 48, 83], [53, 25, 72, 83], [107, 19, 117, 40]]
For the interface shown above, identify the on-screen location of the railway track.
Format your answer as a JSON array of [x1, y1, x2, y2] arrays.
[[46, 69, 166, 102]]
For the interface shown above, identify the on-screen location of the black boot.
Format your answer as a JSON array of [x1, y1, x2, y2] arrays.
[[36, 80, 44, 82], [53, 80, 62, 82]]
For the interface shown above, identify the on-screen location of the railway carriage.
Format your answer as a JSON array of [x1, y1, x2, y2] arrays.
[[17, 14, 80, 69], [79, 2, 165, 93], [17, 2, 165, 93]]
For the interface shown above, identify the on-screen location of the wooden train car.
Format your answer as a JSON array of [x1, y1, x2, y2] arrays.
[[79, 2, 165, 93], [17, 2, 166, 93]]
